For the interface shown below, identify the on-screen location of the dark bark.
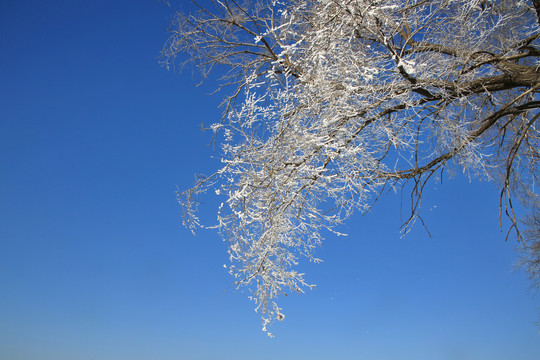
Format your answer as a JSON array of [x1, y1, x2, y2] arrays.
[[533, 0, 540, 26]]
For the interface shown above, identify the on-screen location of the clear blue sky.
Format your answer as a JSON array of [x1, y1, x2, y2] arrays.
[[1, 1, 539, 359]]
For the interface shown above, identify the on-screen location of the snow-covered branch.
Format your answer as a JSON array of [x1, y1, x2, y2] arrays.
[[165, 0, 540, 335]]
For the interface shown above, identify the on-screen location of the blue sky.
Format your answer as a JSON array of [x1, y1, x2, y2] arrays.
[[1, 1, 539, 359]]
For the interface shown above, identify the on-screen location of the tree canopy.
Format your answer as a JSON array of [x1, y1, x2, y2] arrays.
[[163, 0, 540, 335]]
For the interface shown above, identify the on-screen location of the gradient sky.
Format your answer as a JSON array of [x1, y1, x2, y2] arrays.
[[1, 1, 539, 359]]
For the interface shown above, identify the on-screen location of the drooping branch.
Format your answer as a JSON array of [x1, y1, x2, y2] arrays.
[[167, 0, 540, 334]]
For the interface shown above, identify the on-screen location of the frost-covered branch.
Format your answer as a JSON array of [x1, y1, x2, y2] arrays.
[[165, 0, 540, 335]]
